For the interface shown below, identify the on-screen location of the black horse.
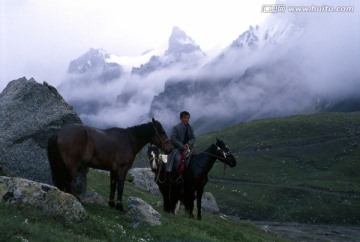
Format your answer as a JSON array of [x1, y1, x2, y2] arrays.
[[148, 144, 181, 213], [148, 138, 237, 219], [48, 118, 173, 211]]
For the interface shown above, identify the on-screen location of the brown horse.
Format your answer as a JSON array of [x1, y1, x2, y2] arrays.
[[47, 118, 173, 211]]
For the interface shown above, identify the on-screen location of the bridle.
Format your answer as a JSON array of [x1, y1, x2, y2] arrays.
[[152, 121, 170, 150], [148, 148, 167, 184], [203, 144, 232, 161], [202, 144, 233, 177], [148, 150, 159, 171], [149, 150, 157, 163], [216, 144, 234, 176]]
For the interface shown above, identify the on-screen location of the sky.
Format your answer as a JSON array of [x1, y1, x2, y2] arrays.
[[0, 0, 273, 91], [1, 0, 359, 131]]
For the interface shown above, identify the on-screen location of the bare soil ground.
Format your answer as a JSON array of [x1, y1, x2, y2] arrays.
[[251, 221, 360, 242]]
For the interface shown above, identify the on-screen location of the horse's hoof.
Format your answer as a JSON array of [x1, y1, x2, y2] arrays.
[[108, 200, 115, 208], [116, 202, 125, 212]]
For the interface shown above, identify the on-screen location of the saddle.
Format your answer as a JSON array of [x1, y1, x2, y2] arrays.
[[163, 149, 192, 173]]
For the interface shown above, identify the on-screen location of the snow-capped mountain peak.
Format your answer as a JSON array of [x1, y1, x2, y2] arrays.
[[165, 26, 203, 58], [261, 15, 304, 45], [66, 48, 123, 82], [68, 48, 111, 73], [231, 25, 260, 50], [131, 26, 206, 76]]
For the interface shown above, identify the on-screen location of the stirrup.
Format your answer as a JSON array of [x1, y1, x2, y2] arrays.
[[175, 176, 183, 184], [184, 148, 192, 157]]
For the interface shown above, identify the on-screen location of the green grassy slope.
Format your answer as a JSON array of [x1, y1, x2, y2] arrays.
[[1, 112, 359, 241], [0, 170, 287, 242], [195, 112, 360, 224]]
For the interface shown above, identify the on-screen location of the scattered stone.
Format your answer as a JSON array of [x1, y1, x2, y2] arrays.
[[129, 168, 161, 196], [77, 189, 107, 206], [123, 196, 161, 228], [0, 176, 86, 222], [201, 192, 220, 214]]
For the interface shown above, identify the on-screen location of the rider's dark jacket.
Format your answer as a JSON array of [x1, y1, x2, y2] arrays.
[[170, 122, 195, 151]]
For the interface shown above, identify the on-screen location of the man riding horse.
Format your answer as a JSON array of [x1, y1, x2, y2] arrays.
[[170, 111, 195, 184]]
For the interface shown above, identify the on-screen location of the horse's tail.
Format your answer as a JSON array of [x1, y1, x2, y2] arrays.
[[47, 134, 68, 191]]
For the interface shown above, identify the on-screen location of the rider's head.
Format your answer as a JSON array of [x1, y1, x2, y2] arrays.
[[180, 111, 190, 125]]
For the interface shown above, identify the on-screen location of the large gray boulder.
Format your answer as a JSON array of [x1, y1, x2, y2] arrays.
[[0, 176, 86, 222], [0, 77, 82, 185], [201, 192, 219, 214], [123, 196, 161, 228], [129, 168, 161, 196]]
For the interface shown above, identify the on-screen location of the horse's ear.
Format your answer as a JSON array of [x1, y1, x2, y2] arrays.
[[152, 117, 156, 123], [216, 137, 219, 142]]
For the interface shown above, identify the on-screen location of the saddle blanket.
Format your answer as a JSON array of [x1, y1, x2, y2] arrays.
[[159, 154, 168, 163]]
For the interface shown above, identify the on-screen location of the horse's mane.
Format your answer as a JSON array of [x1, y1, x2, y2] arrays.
[[128, 122, 154, 137]]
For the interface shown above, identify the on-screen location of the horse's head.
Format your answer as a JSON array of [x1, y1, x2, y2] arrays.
[[147, 145, 160, 172], [215, 138, 237, 167], [151, 118, 173, 154]]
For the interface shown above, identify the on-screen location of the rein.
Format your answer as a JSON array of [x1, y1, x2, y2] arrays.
[[201, 151, 226, 161], [202, 144, 231, 177], [201, 144, 231, 161], [148, 149, 166, 184], [148, 156, 156, 162], [152, 122, 169, 150], [156, 162, 166, 184], [202, 150, 228, 174]]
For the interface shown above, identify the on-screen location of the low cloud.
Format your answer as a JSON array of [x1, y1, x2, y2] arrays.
[[56, 1, 359, 134]]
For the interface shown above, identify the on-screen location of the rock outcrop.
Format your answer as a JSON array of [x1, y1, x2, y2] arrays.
[[128, 168, 161, 196], [77, 188, 107, 206], [123, 196, 161, 228], [0, 176, 86, 222], [201, 192, 219, 214], [0, 77, 82, 185], [67, 48, 122, 82], [130, 26, 205, 76]]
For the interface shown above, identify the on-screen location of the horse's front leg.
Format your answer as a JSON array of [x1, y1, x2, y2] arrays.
[[108, 171, 117, 208], [115, 167, 128, 212], [169, 183, 180, 214], [65, 162, 81, 196], [159, 182, 171, 213], [184, 188, 195, 218], [109, 172, 116, 207], [116, 178, 125, 211], [189, 194, 195, 219], [196, 187, 204, 220]]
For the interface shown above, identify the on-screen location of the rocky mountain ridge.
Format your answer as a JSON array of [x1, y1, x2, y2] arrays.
[[67, 48, 123, 82], [57, 11, 359, 133], [148, 14, 360, 133], [131, 26, 206, 76]]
